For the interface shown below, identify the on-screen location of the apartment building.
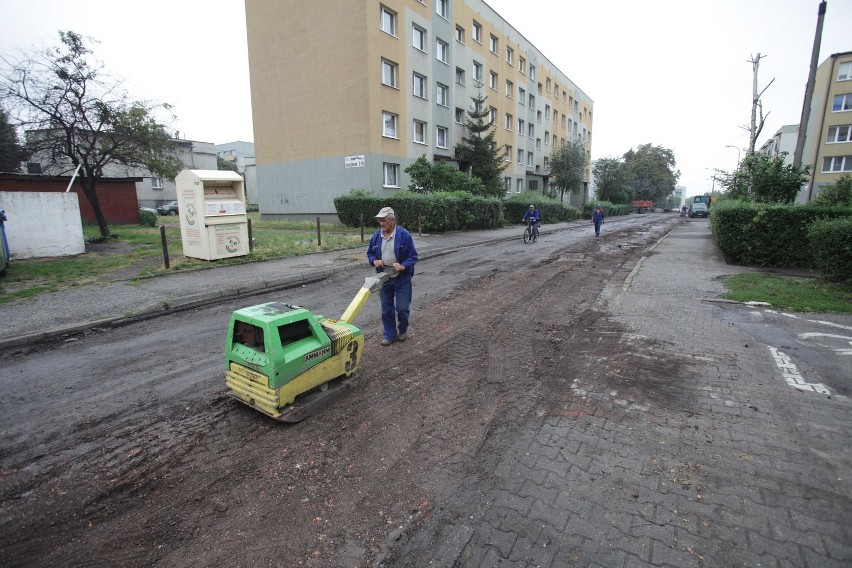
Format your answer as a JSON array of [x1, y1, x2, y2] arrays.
[[759, 124, 798, 165], [799, 50, 852, 202], [245, 0, 594, 220]]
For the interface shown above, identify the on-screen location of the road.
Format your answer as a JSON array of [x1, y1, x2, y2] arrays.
[[1, 214, 849, 568]]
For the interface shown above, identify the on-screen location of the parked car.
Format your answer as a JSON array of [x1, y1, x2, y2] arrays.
[[689, 202, 709, 218], [156, 201, 179, 216], [139, 205, 158, 216]]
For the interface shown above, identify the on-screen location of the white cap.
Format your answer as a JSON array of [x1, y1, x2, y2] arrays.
[[375, 206, 395, 218], [529, 204, 534, 208]]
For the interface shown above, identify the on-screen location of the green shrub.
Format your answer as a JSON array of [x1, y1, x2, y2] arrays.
[[334, 190, 503, 232], [808, 216, 852, 282], [711, 198, 851, 267], [581, 201, 632, 218], [504, 192, 580, 223], [138, 208, 157, 227]]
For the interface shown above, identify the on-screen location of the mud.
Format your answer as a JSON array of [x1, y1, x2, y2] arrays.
[[0, 221, 677, 567]]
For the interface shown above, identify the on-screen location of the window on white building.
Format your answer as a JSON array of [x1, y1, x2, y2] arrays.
[[436, 39, 449, 64], [505, 113, 512, 130], [489, 71, 498, 90], [436, 0, 448, 19], [413, 73, 427, 98], [455, 67, 465, 85], [455, 25, 465, 44], [383, 163, 400, 187], [412, 25, 426, 51], [455, 107, 465, 124], [436, 83, 449, 107], [413, 120, 427, 144], [472, 21, 482, 43], [472, 61, 483, 85], [437, 126, 448, 148]]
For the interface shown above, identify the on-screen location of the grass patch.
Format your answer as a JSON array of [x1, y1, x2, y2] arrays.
[[721, 273, 852, 313], [0, 218, 366, 304]]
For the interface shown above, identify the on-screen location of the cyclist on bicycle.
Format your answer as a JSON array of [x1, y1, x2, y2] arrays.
[[522, 204, 541, 234]]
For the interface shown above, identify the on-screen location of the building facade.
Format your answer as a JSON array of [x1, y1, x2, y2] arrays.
[[759, 124, 798, 165], [245, 0, 593, 220], [799, 50, 852, 202], [216, 141, 258, 210]]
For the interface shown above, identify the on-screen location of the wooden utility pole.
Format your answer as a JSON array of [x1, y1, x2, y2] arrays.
[[793, 1, 828, 169]]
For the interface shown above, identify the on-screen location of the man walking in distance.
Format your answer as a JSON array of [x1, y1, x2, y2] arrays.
[[367, 207, 419, 346], [592, 205, 605, 237]]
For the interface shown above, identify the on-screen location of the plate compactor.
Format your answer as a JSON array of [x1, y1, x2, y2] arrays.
[[225, 273, 388, 422]]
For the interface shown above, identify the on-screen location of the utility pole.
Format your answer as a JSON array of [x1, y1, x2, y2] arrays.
[[793, 1, 827, 170]]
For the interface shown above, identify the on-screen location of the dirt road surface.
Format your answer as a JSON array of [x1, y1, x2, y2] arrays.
[[2, 218, 687, 567]]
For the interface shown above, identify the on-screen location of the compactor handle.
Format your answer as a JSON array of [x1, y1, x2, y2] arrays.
[[339, 272, 389, 324]]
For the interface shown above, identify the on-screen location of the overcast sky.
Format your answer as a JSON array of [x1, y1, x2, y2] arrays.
[[2, 0, 850, 198]]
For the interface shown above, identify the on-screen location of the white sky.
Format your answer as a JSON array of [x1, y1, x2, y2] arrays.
[[2, 0, 850, 198]]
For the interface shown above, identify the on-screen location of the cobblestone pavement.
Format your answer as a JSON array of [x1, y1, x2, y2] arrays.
[[386, 221, 852, 568]]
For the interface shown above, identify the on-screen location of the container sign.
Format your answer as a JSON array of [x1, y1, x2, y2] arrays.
[[205, 201, 246, 216], [345, 155, 365, 168]]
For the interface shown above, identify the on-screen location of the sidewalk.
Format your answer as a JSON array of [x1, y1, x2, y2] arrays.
[[0, 219, 581, 349], [398, 220, 852, 567]]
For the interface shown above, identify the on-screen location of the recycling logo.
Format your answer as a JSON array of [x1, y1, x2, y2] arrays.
[[184, 203, 197, 226], [225, 235, 240, 253]]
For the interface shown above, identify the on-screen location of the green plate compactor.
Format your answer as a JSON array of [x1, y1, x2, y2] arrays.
[[225, 273, 388, 422]]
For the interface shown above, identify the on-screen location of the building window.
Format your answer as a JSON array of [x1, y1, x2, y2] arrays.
[[505, 113, 512, 130], [383, 163, 400, 187], [381, 59, 398, 88], [574, 99, 579, 112], [537, 110, 542, 123], [504, 145, 512, 161], [544, 157, 550, 170], [838, 62, 852, 81], [436, 83, 449, 107], [517, 149, 523, 164], [545, 105, 551, 120], [833, 94, 852, 112], [436, 38, 449, 64], [412, 25, 426, 51], [553, 111, 558, 124], [151, 176, 163, 189], [544, 131, 550, 145], [527, 152, 533, 167], [516, 179, 523, 193], [505, 80, 513, 98], [529, 65, 535, 80], [455, 67, 465, 85], [472, 21, 482, 43], [822, 155, 852, 172], [506, 47, 514, 65], [489, 106, 497, 125], [413, 120, 427, 144], [489, 35, 498, 54], [528, 123, 534, 138], [554, 85, 559, 98], [546, 78, 551, 92], [536, 138, 541, 150], [504, 177, 512, 192], [380, 5, 397, 36], [455, 25, 465, 44], [382, 111, 398, 138], [518, 87, 525, 102], [518, 118, 524, 135], [528, 94, 535, 109], [436, 0, 448, 19], [472, 61, 483, 85], [519, 57, 525, 74], [413, 73, 427, 98], [489, 71, 498, 90], [437, 126, 448, 148], [553, 134, 557, 146], [827, 125, 852, 143], [455, 107, 465, 124]]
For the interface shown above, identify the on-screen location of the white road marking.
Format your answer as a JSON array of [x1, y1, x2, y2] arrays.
[[768, 347, 830, 394]]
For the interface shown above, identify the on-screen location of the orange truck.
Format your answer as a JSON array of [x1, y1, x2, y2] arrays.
[[631, 200, 653, 213]]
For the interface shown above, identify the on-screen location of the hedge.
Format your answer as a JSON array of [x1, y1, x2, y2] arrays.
[[581, 201, 632, 218], [504, 192, 580, 223], [710, 199, 852, 268], [808, 216, 852, 282], [334, 190, 503, 232]]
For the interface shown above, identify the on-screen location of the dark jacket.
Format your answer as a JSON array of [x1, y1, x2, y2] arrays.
[[367, 225, 418, 279]]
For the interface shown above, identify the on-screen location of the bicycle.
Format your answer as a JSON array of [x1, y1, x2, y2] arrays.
[[522, 219, 539, 244]]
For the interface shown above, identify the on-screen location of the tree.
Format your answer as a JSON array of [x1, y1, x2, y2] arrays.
[[0, 31, 184, 236], [622, 144, 680, 202], [592, 157, 630, 204], [454, 92, 507, 197], [716, 152, 809, 204], [548, 141, 587, 203], [217, 156, 240, 173], [404, 155, 484, 194], [0, 108, 27, 172], [813, 175, 852, 207]]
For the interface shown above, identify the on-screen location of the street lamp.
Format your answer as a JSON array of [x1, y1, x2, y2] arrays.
[[725, 145, 741, 170]]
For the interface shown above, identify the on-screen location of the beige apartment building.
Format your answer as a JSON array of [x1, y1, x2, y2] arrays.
[[800, 50, 852, 202], [245, 0, 593, 220]]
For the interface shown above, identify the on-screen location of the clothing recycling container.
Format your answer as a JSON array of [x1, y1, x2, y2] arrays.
[[175, 170, 249, 260]]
